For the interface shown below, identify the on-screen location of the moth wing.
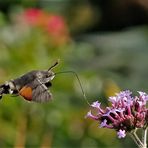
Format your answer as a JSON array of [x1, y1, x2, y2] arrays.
[[19, 86, 33, 101], [19, 79, 52, 103], [32, 80, 52, 103]]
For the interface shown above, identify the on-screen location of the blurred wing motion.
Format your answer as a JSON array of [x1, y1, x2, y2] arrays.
[[19, 79, 52, 103]]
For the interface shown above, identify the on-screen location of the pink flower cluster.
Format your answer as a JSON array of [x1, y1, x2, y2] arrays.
[[86, 90, 148, 138], [17, 8, 69, 45]]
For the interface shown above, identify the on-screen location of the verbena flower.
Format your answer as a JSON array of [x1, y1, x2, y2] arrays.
[[86, 90, 148, 139]]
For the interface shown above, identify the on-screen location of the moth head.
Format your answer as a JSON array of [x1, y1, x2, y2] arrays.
[[36, 70, 55, 83], [36, 60, 59, 83]]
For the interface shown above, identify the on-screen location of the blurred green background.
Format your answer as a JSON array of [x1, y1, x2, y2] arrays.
[[0, 0, 148, 147]]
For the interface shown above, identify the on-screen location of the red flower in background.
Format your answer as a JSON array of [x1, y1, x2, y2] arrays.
[[23, 8, 44, 26], [47, 15, 67, 36], [46, 15, 69, 45], [18, 8, 70, 46]]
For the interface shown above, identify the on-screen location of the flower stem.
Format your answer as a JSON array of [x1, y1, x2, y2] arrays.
[[142, 128, 147, 148], [130, 130, 144, 148]]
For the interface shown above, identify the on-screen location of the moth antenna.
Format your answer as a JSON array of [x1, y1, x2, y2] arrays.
[[48, 59, 60, 71], [55, 71, 91, 106]]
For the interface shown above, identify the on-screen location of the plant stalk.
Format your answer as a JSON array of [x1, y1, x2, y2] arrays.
[[130, 131, 144, 148]]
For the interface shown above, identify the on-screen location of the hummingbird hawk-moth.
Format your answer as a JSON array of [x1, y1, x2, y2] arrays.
[[0, 61, 58, 103]]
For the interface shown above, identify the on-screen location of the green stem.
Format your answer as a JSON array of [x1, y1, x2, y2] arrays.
[[130, 130, 143, 148], [142, 128, 147, 148]]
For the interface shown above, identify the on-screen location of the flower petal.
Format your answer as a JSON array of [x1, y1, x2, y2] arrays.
[[117, 129, 126, 138]]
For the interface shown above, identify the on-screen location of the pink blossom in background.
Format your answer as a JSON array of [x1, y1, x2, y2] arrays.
[[16, 8, 70, 46], [22, 8, 45, 26]]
